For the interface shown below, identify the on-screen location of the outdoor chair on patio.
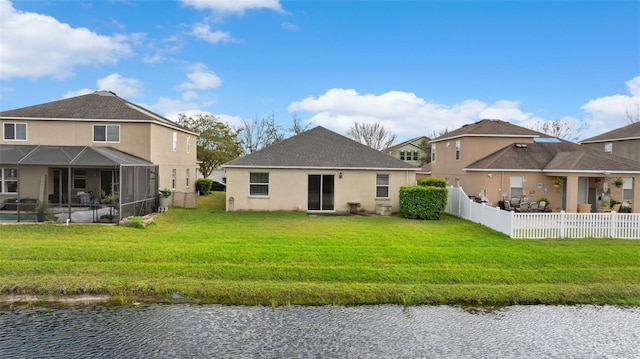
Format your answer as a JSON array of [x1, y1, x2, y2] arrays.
[[538, 201, 547, 212], [529, 202, 539, 211], [518, 202, 530, 212], [510, 197, 520, 208]]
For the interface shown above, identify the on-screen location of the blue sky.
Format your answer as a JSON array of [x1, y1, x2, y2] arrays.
[[1, 0, 639, 141]]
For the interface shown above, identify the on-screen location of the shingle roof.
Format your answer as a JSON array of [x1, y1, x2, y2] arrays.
[[580, 122, 640, 143], [0, 90, 195, 134], [224, 126, 418, 170], [0, 144, 153, 166], [433, 119, 548, 142], [465, 140, 640, 173]]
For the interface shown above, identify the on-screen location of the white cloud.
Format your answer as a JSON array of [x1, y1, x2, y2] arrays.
[[581, 76, 640, 137], [281, 22, 298, 31], [181, 0, 284, 14], [63, 73, 142, 99], [0, 0, 134, 79], [190, 23, 237, 43], [288, 88, 547, 139], [179, 63, 222, 90]]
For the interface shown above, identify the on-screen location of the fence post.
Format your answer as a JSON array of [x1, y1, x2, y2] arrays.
[[610, 211, 617, 238], [560, 211, 566, 239], [509, 210, 515, 238]]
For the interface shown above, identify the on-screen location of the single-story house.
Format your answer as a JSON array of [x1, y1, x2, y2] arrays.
[[222, 126, 418, 213]]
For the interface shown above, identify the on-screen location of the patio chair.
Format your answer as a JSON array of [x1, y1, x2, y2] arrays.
[[518, 202, 530, 212], [538, 201, 547, 212], [529, 202, 539, 211], [510, 197, 520, 208]]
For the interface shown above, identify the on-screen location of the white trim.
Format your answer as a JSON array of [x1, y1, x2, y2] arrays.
[[432, 134, 539, 142], [2, 122, 27, 141], [223, 165, 418, 171], [581, 136, 640, 144]]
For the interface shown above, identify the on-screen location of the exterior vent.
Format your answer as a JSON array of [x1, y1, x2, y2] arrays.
[[515, 143, 528, 148]]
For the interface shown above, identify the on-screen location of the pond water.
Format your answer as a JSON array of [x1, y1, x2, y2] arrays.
[[1, 304, 639, 358]]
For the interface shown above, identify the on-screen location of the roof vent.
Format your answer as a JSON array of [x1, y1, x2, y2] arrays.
[[515, 143, 528, 148]]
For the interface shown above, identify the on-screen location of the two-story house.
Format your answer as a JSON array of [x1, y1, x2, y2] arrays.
[[429, 119, 640, 212], [0, 91, 198, 217], [580, 122, 640, 205], [383, 136, 430, 168]]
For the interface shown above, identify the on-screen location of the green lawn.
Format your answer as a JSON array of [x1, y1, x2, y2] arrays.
[[1, 192, 639, 306]]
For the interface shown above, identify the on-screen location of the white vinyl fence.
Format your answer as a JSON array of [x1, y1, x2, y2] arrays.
[[445, 187, 640, 239]]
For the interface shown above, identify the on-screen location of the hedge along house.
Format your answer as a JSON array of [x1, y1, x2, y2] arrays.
[[222, 126, 418, 213], [0, 91, 198, 221]]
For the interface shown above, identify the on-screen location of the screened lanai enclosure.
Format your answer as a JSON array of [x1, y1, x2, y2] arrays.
[[0, 145, 159, 223]]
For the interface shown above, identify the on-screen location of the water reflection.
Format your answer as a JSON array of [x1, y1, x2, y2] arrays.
[[1, 304, 639, 358]]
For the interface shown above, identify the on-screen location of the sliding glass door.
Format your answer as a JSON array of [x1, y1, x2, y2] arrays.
[[308, 175, 334, 211]]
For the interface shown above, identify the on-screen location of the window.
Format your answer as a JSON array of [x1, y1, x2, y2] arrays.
[[93, 125, 120, 142], [173, 132, 177, 152], [186, 168, 190, 188], [186, 136, 191, 154], [400, 151, 405, 160], [3, 123, 27, 141], [249, 172, 269, 196], [431, 144, 436, 162], [510, 176, 523, 199], [604, 142, 612, 153], [455, 140, 461, 160], [73, 170, 87, 189], [413, 151, 419, 161], [623, 177, 632, 202], [171, 169, 176, 189], [1, 168, 18, 193], [376, 174, 389, 198]]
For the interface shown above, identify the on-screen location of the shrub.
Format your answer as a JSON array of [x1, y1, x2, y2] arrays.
[[418, 177, 447, 188], [196, 178, 213, 195], [399, 185, 448, 220]]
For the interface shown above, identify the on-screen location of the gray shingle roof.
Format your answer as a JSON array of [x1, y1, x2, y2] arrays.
[[433, 119, 548, 142], [0, 144, 153, 166], [0, 90, 194, 134], [224, 126, 418, 170], [465, 140, 640, 173], [580, 122, 640, 143]]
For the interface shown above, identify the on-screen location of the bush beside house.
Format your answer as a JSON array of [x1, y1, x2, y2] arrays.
[[399, 184, 448, 220], [196, 178, 213, 195]]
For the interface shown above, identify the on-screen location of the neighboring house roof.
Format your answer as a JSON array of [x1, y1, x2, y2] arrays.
[[0, 90, 197, 135], [465, 139, 640, 173], [383, 136, 430, 152], [417, 163, 431, 174], [580, 122, 640, 143], [223, 126, 418, 170], [432, 119, 549, 142], [0, 144, 153, 166]]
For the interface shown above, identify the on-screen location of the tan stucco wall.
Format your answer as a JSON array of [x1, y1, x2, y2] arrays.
[[1, 119, 198, 195], [225, 168, 416, 213], [582, 140, 640, 163]]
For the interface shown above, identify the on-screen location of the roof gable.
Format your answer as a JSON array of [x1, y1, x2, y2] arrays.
[[0, 91, 194, 134], [433, 119, 548, 142], [224, 126, 418, 170], [384, 136, 430, 152], [580, 122, 640, 143], [466, 140, 640, 173]]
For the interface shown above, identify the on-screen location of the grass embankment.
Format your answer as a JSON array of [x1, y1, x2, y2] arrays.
[[1, 192, 640, 307]]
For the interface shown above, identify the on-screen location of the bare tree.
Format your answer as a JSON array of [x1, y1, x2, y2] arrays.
[[289, 113, 311, 135], [346, 122, 397, 150], [624, 104, 640, 124], [529, 119, 586, 142], [239, 113, 285, 154]]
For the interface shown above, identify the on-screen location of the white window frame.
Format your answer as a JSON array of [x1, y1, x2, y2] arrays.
[[249, 172, 269, 197], [376, 174, 390, 198], [510, 176, 523, 199], [413, 151, 419, 161], [171, 169, 176, 189], [623, 177, 632, 201], [3, 123, 27, 141], [186, 168, 190, 188], [400, 151, 405, 160], [93, 124, 120, 143], [431, 144, 436, 162], [186, 136, 191, 154], [73, 169, 87, 189], [1, 167, 18, 194], [604, 142, 612, 153], [455, 140, 461, 160], [172, 132, 178, 152]]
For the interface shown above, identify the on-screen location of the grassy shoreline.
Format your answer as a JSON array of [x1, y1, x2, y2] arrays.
[[1, 193, 640, 307]]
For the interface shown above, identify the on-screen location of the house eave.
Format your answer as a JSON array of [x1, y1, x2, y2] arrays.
[[464, 167, 640, 175], [432, 134, 539, 143], [580, 136, 640, 144], [222, 165, 419, 171]]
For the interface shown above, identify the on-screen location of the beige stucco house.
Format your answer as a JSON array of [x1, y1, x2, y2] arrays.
[[0, 91, 198, 217], [222, 126, 417, 213], [429, 119, 640, 212]]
